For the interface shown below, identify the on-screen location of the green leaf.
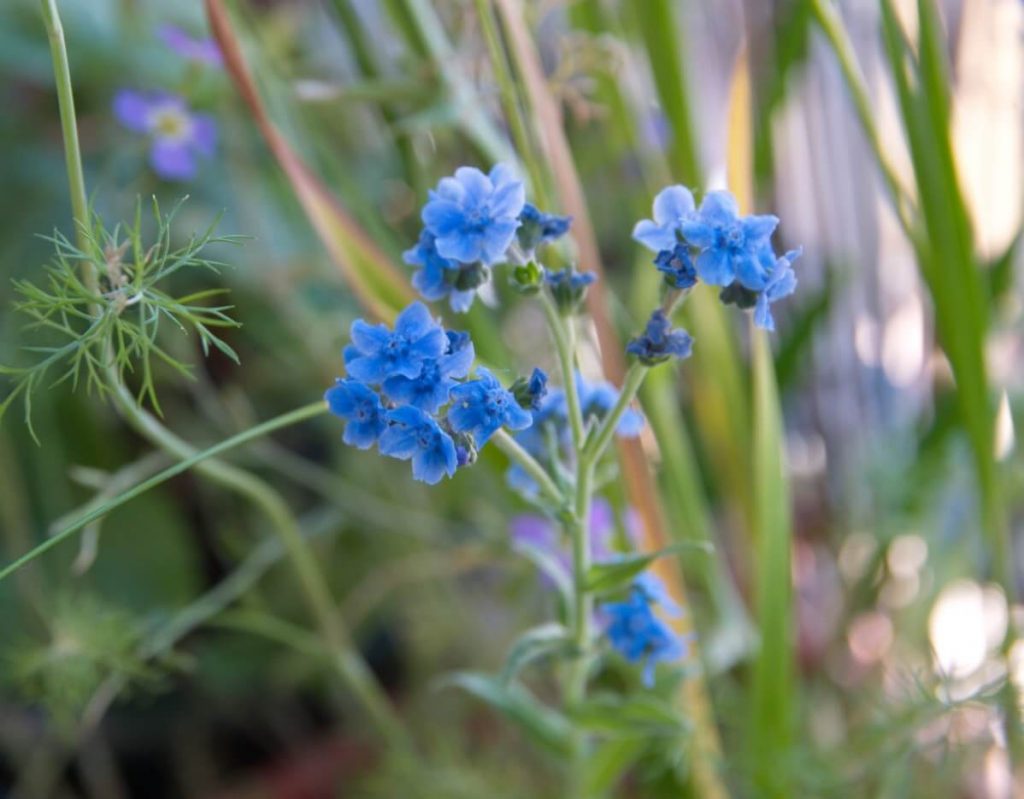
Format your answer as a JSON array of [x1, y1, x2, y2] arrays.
[[439, 672, 573, 757], [499, 622, 574, 685], [583, 736, 648, 797], [572, 692, 690, 739], [584, 543, 710, 595]]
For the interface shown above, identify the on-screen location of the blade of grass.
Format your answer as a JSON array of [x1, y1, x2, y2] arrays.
[[205, 0, 413, 323]]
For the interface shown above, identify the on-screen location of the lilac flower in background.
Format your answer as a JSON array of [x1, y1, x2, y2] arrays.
[[753, 248, 801, 332], [382, 330, 475, 413], [627, 310, 693, 365], [653, 244, 698, 290], [422, 164, 525, 265], [680, 191, 778, 286], [632, 185, 696, 253], [603, 574, 688, 686], [448, 368, 533, 445], [324, 379, 386, 449], [378, 405, 458, 485], [344, 301, 446, 383], [158, 24, 223, 67], [113, 90, 216, 181], [403, 230, 481, 313], [510, 497, 637, 584]]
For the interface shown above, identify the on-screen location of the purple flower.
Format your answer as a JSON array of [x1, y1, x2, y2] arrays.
[[113, 90, 216, 181], [421, 164, 525, 265], [632, 185, 696, 253], [158, 24, 223, 67]]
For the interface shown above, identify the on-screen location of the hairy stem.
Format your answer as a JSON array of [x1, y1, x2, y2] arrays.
[[540, 292, 586, 450], [491, 428, 563, 507]]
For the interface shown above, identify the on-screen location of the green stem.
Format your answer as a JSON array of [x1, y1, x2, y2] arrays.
[[808, 0, 918, 241], [491, 428, 563, 507], [37, 0, 409, 752], [540, 292, 586, 450], [583, 361, 647, 464], [0, 401, 328, 582]]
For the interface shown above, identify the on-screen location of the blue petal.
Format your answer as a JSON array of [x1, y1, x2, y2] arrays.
[[741, 213, 779, 243], [695, 248, 734, 286], [632, 219, 677, 253], [617, 408, 645, 438], [422, 199, 465, 237], [489, 178, 526, 220], [412, 434, 457, 484], [480, 218, 520, 264], [698, 191, 739, 226], [503, 402, 533, 432], [349, 319, 389, 354], [453, 166, 492, 205], [436, 230, 485, 263], [150, 138, 196, 181], [754, 293, 775, 331], [678, 219, 716, 249], [449, 289, 476, 313], [113, 89, 154, 132], [652, 185, 695, 226]]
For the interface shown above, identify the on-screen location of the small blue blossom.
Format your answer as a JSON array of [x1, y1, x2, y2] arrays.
[[653, 244, 698, 290], [545, 267, 596, 313], [403, 230, 482, 313], [113, 90, 217, 181], [632, 185, 696, 253], [421, 164, 525, 265], [449, 368, 533, 445], [378, 405, 458, 484], [525, 368, 548, 408], [603, 575, 688, 686], [627, 311, 693, 365], [382, 330, 475, 413], [324, 379, 387, 449], [680, 191, 779, 286], [517, 203, 572, 252], [345, 301, 446, 384], [158, 24, 223, 67], [753, 248, 801, 331]]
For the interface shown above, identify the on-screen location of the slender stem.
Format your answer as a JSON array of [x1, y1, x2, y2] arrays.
[[808, 0, 918, 240], [37, 0, 409, 751], [583, 361, 647, 465], [491, 428, 563, 507], [539, 292, 585, 450], [0, 401, 328, 582]]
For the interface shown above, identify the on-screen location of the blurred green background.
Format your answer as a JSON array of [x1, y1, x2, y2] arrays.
[[1, 0, 1022, 796]]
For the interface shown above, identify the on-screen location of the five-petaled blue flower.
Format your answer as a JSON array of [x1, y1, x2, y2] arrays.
[[324, 379, 387, 449], [345, 301, 446, 384], [403, 230, 480, 313], [382, 329, 475, 413], [422, 164, 525, 265], [379, 405, 458, 485], [449, 368, 533, 445], [680, 191, 778, 286], [518, 203, 572, 252], [632, 185, 696, 253], [603, 574, 687, 687], [752, 248, 801, 331], [627, 310, 693, 365], [654, 244, 698, 290], [113, 90, 217, 181]]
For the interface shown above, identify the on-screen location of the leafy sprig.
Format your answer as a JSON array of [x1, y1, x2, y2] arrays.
[[0, 199, 243, 437]]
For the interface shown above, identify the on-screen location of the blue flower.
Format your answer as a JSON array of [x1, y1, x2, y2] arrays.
[[577, 375, 645, 437], [403, 230, 483, 313], [382, 329, 475, 413], [517, 203, 572, 252], [448, 368, 533, 445], [421, 164, 525, 265], [680, 191, 778, 286], [113, 90, 217, 181], [753, 248, 801, 331], [654, 244, 698, 290], [632, 185, 696, 252], [378, 405, 458, 484], [324, 379, 387, 449], [603, 575, 687, 686], [345, 302, 446, 384], [545, 267, 596, 313], [627, 310, 693, 365]]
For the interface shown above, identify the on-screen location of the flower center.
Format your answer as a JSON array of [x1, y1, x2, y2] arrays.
[[150, 107, 192, 141], [724, 224, 744, 249]]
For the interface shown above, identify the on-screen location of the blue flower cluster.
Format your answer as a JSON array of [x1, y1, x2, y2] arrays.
[[507, 372, 645, 497], [633, 186, 801, 331], [403, 164, 573, 312], [327, 302, 536, 484], [603, 573, 688, 687]]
